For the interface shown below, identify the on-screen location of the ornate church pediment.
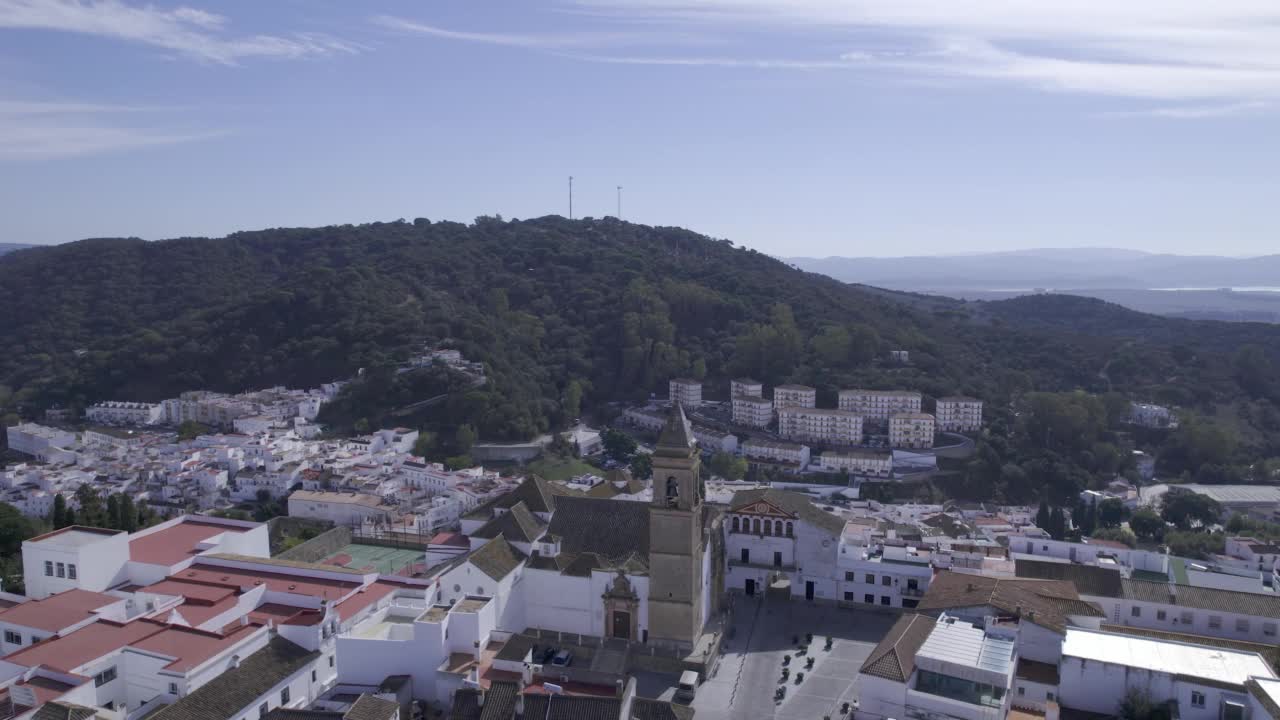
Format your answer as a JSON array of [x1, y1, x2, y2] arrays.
[[603, 570, 638, 600], [731, 499, 796, 519]]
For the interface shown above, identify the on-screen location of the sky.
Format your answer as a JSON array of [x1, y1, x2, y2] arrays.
[[1, 0, 1279, 257]]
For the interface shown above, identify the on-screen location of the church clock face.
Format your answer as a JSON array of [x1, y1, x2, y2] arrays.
[[755, 503, 769, 513]]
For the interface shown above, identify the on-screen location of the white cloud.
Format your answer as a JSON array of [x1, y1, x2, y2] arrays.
[[0, 0, 359, 64], [372, 14, 699, 51], [566, 0, 1280, 104], [0, 99, 222, 159]]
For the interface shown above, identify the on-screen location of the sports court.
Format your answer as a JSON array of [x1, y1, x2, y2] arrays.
[[321, 542, 425, 576]]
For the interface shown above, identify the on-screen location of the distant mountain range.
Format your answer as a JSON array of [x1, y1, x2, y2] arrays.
[[787, 249, 1280, 322], [0, 243, 36, 257]]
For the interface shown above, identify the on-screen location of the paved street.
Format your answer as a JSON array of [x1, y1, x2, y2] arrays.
[[690, 596, 899, 720]]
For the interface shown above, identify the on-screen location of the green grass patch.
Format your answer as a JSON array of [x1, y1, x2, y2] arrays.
[[524, 456, 601, 482]]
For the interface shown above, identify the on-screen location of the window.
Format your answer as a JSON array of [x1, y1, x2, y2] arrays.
[[280, 687, 290, 705], [864, 573, 875, 584], [773, 552, 783, 567], [1236, 619, 1249, 632], [732, 517, 740, 533], [1018, 687, 1025, 696], [741, 549, 750, 564], [259, 702, 269, 719], [881, 596, 891, 606], [4, 631, 21, 645], [311, 670, 317, 682], [67, 564, 77, 580], [774, 520, 783, 536], [56, 562, 64, 578], [44, 561, 53, 576], [881, 575, 892, 587], [1190, 691, 1205, 708], [1156, 610, 1166, 621], [169, 682, 178, 695], [30, 636, 43, 644], [1209, 615, 1222, 629], [328, 656, 335, 668], [752, 518, 761, 534], [1047, 692, 1055, 701], [844, 592, 854, 602], [786, 522, 793, 537], [763, 520, 772, 536], [845, 571, 854, 581], [1180, 611, 1194, 624], [94, 666, 117, 687], [907, 579, 918, 591], [1131, 606, 1141, 618], [864, 594, 875, 604], [1264, 623, 1277, 637]]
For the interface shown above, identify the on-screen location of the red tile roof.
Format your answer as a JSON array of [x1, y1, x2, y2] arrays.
[[129, 622, 260, 672], [247, 603, 311, 626], [430, 532, 469, 547], [0, 589, 120, 633], [335, 579, 401, 622], [9, 675, 85, 711], [174, 565, 360, 601], [3, 619, 165, 672], [129, 520, 247, 566]]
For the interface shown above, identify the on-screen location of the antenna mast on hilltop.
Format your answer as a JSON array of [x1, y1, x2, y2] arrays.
[[568, 176, 574, 220], [617, 186, 622, 219]]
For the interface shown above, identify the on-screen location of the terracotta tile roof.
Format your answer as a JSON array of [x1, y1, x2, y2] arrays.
[[174, 561, 362, 601], [128, 622, 260, 672], [149, 636, 319, 720], [1121, 578, 1280, 618], [129, 520, 246, 566], [3, 619, 165, 673], [0, 589, 120, 632], [546, 496, 650, 567], [471, 501, 545, 544], [1014, 558, 1124, 598], [344, 694, 400, 720], [859, 613, 936, 682], [335, 579, 401, 622], [467, 537, 526, 581], [632, 699, 695, 720], [521, 695, 622, 720], [30, 700, 98, 720], [917, 571, 1103, 633]]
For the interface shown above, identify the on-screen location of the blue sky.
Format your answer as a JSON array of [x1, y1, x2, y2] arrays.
[[1, 0, 1278, 257]]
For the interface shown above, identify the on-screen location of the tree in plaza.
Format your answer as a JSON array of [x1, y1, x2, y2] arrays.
[[1160, 488, 1222, 530], [629, 453, 652, 480], [601, 428, 638, 462], [51, 493, 67, 529], [1035, 500, 1051, 531], [1129, 509, 1165, 541], [1098, 497, 1126, 528]]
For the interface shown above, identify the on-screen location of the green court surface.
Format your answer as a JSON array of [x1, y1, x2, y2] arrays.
[[321, 542, 425, 576]]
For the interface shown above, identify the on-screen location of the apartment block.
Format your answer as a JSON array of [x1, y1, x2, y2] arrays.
[[890, 412, 935, 449], [773, 384, 816, 410], [935, 396, 983, 432], [819, 449, 893, 478], [731, 395, 773, 428], [838, 389, 922, 422], [777, 408, 863, 446], [668, 378, 702, 408], [730, 378, 763, 399]]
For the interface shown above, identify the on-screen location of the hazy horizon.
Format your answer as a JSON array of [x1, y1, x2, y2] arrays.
[[3, 0, 1279, 257]]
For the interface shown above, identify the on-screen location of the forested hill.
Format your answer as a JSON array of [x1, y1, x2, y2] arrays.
[[1, 216, 1278, 449], [0, 243, 35, 256]]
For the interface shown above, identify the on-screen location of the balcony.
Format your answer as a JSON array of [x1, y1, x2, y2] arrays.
[[901, 586, 925, 598]]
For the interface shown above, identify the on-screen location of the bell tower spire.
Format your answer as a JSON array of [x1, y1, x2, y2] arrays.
[[647, 402, 706, 650]]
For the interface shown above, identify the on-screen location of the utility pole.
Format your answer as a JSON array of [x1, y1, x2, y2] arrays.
[[569, 176, 574, 220], [617, 186, 622, 219]]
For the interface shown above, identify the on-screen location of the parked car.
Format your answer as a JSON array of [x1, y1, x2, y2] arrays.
[[674, 670, 699, 703], [551, 650, 573, 667]]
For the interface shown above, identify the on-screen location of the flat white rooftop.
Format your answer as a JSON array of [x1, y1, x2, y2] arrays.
[[27, 526, 123, 548], [1064, 629, 1277, 687], [917, 616, 1015, 680]]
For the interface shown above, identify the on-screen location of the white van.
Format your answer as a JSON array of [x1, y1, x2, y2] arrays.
[[674, 670, 699, 703]]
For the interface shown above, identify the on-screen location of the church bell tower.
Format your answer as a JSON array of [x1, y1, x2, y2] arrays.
[[646, 403, 705, 650]]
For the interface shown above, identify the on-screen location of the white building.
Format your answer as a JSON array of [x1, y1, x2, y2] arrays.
[[838, 390, 922, 423], [741, 439, 810, 472], [777, 408, 863, 446], [935, 396, 983, 432], [890, 412, 935, 449], [668, 378, 702, 408], [723, 489, 845, 602], [287, 491, 395, 527], [1130, 402, 1178, 429], [838, 543, 934, 609], [772, 384, 816, 410], [6, 423, 78, 464], [859, 613, 1016, 720], [731, 395, 773, 429], [1058, 628, 1276, 720], [85, 401, 164, 427], [621, 407, 666, 433], [692, 425, 738, 454], [819, 449, 892, 478], [730, 378, 763, 400]]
